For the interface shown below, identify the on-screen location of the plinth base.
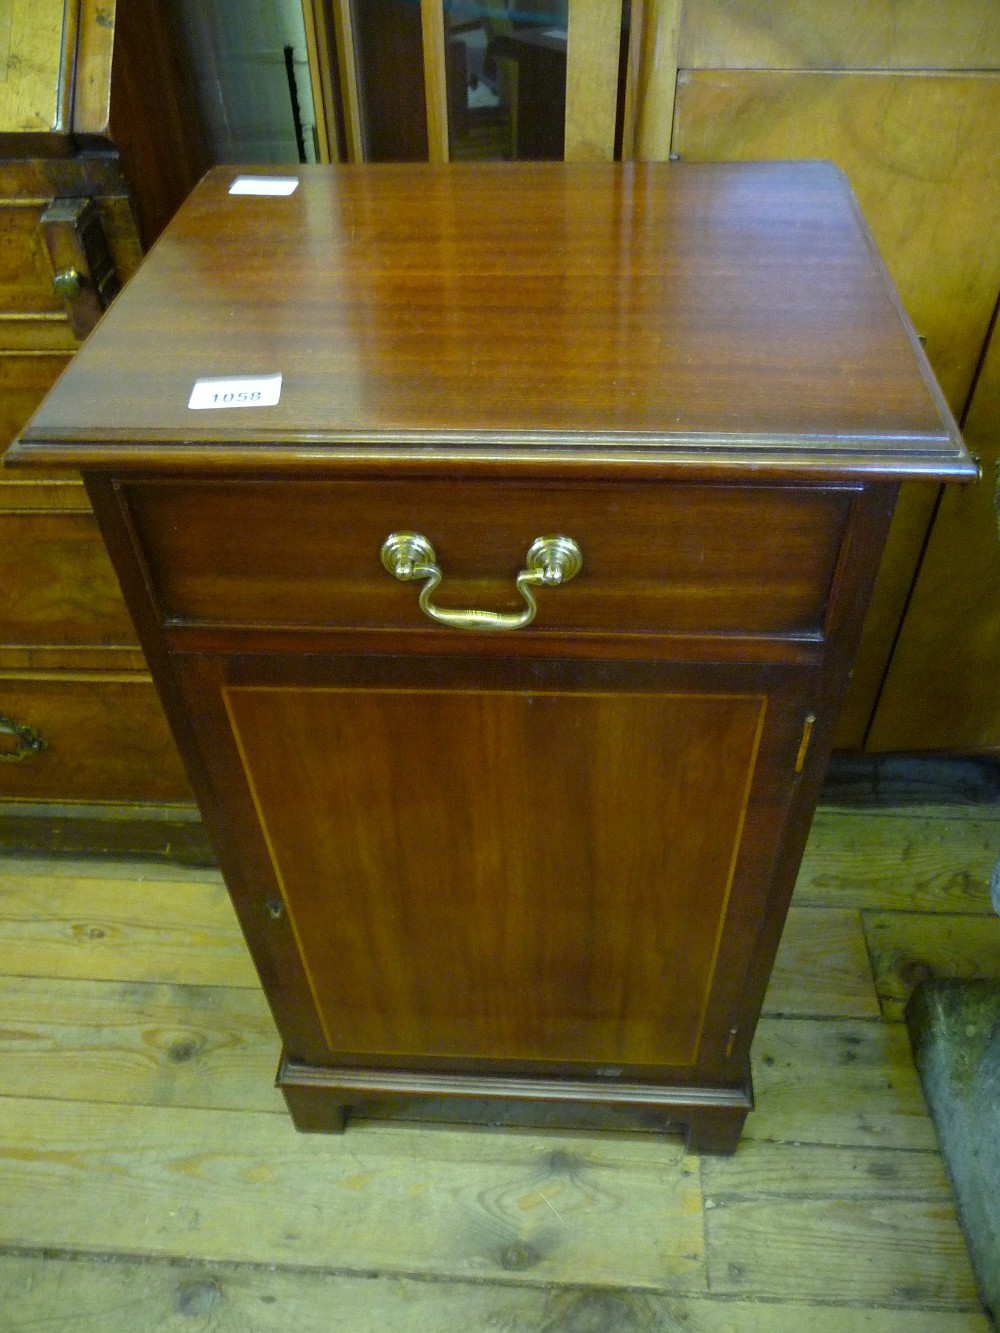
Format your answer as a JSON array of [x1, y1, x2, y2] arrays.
[[277, 1053, 753, 1154]]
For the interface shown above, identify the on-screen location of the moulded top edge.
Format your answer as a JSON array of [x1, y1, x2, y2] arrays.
[[6, 425, 978, 484]]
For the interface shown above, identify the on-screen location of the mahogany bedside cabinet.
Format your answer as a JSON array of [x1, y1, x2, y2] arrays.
[[9, 162, 973, 1152]]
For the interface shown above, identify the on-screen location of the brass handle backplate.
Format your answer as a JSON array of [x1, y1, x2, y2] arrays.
[[0, 714, 47, 763], [381, 532, 582, 631]]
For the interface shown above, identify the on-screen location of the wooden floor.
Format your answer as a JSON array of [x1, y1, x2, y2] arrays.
[[1, 762, 999, 1330]]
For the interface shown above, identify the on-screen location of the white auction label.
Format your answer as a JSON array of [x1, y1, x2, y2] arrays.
[[188, 374, 283, 410], [229, 175, 299, 197]]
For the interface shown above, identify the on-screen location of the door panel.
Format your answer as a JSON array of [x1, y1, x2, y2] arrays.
[[177, 645, 815, 1083], [226, 681, 765, 1068]]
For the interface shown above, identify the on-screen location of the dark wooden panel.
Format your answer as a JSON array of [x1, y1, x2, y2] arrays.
[[0, 510, 137, 647], [0, 673, 190, 803], [97, 0, 210, 248], [351, 0, 428, 162], [832, 481, 939, 748], [0, 800, 206, 861], [126, 479, 852, 639], [225, 680, 765, 1068]]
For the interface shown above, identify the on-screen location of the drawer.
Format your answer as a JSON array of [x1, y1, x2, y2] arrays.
[[125, 479, 855, 640], [0, 510, 138, 648], [0, 317, 77, 355], [0, 203, 65, 317], [0, 353, 72, 455], [0, 674, 191, 803]]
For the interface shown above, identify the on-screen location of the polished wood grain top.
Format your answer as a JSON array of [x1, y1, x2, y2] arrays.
[[11, 162, 972, 479]]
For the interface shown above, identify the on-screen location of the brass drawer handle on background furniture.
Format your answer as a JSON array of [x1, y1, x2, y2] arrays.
[[380, 532, 583, 631], [0, 715, 47, 762], [53, 267, 83, 300]]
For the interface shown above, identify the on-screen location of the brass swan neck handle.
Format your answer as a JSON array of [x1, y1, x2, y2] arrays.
[[380, 532, 582, 632]]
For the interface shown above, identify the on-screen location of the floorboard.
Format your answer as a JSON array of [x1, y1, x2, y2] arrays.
[[765, 906, 881, 1018], [0, 1097, 705, 1289], [703, 1140, 954, 1200], [0, 974, 282, 1111], [864, 911, 1000, 1020], [794, 809, 1000, 913], [748, 1017, 938, 1149], [0, 796, 994, 1327], [0, 1254, 991, 1333], [0, 872, 254, 987], [706, 1194, 981, 1306]]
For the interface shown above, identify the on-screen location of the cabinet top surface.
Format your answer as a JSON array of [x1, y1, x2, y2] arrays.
[[12, 162, 971, 480]]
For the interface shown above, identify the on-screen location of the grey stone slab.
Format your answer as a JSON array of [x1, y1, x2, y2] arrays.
[[908, 978, 1000, 1319]]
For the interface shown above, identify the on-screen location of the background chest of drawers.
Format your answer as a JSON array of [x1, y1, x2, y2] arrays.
[[12, 163, 973, 1147], [0, 0, 204, 809]]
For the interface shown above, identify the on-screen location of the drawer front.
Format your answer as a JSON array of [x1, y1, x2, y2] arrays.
[[0, 316, 77, 355], [0, 510, 138, 648], [0, 353, 72, 454], [0, 203, 64, 317], [0, 674, 191, 803], [125, 479, 854, 640]]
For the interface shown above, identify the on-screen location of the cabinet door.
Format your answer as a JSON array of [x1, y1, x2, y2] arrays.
[[177, 651, 815, 1080]]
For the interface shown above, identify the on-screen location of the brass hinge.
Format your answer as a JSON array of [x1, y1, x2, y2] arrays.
[[794, 714, 816, 774], [725, 1028, 739, 1059]]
